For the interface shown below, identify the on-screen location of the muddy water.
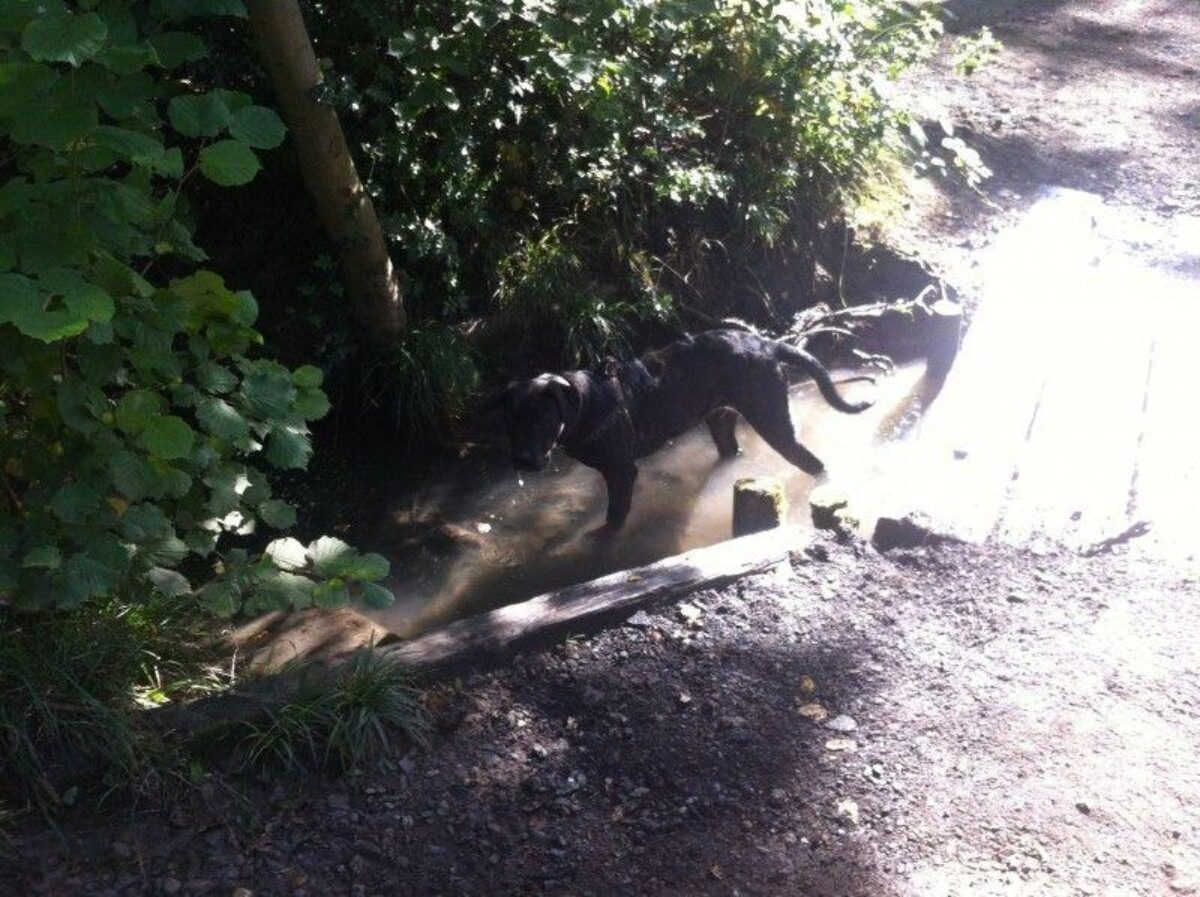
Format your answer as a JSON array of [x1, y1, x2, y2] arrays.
[[367, 361, 939, 637]]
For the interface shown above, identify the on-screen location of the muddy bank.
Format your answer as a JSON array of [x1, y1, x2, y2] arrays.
[[9, 536, 1198, 896]]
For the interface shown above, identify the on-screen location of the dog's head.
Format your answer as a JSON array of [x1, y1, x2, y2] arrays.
[[498, 373, 580, 472]]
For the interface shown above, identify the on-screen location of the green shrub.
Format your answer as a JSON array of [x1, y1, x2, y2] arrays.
[[240, 651, 429, 772], [0, 3, 395, 615], [300, 0, 967, 345]]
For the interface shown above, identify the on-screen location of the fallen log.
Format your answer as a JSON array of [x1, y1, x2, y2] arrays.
[[382, 524, 804, 674], [149, 525, 807, 739]]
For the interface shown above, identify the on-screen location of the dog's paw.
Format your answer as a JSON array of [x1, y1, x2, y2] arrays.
[[584, 522, 624, 543]]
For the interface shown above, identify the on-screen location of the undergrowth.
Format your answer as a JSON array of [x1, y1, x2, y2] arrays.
[[0, 597, 227, 813], [240, 651, 430, 773]]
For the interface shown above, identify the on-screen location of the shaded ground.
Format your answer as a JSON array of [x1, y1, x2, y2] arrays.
[[8, 537, 1199, 896]]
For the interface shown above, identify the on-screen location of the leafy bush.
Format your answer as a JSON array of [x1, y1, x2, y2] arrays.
[[0, 2, 393, 614], [303, 0, 962, 353]]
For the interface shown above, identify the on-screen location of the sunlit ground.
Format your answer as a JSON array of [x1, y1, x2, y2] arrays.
[[886, 188, 1200, 562]]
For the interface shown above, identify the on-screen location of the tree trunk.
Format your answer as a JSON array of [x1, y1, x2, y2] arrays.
[[246, 0, 406, 343]]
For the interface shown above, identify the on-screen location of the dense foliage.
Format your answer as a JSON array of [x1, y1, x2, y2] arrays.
[[304, 0, 969, 366], [0, 0, 392, 614]]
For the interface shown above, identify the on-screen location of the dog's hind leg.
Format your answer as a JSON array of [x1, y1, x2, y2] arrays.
[[734, 370, 826, 476], [706, 407, 741, 459]]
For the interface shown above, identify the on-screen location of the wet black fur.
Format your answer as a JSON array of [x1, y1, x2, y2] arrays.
[[501, 329, 871, 530]]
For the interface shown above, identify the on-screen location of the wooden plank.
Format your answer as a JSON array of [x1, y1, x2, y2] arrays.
[[997, 272, 1155, 548], [382, 525, 805, 674]]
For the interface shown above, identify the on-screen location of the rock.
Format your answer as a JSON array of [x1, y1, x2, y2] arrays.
[[733, 477, 787, 536], [625, 610, 654, 628], [826, 714, 858, 733], [872, 513, 955, 551], [677, 602, 703, 626], [810, 486, 849, 531]]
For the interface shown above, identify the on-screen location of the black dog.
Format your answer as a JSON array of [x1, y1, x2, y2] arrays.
[[501, 329, 870, 530]]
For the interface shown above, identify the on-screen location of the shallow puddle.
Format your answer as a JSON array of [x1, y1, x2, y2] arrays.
[[366, 360, 936, 637]]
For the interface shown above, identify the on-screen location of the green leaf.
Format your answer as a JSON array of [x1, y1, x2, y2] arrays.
[[228, 105, 286, 149], [115, 389, 163, 434], [0, 272, 41, 327], [197, 361, 238, 394], [358, 581, 395, 609], [40, 269, 116, 324], [51, 481, 100, 524], [121, 503, 174, 543], [240, 365, 295, 418], [167, 92, 230, 138], [9, 98, 97, 149], [198, 580, 239, 618], [196, 396, 250, 441], [0, 63, 55, 118], [147, 567, 191, 597], [254, 569, 314, 610], [266, 537, 307, 571], [312, 579, 349, 609], [346, 552, 389, 582], [307, 536, 357, 577], [292, 365, 324, 389], [109, 450, 161, 501], [62, 554, 116, 601], [149, 31, 208, 68], [96, 43, 161, 74], [293, 388, 331, 421], [198, 139, 261, 187], [92, 126, 165, 165], [22, 545, 62, 570], [22, 12, 108, 67], [264, 425, 312, 470], [259, 499, 297, 530], [142, 415, 195, 460]]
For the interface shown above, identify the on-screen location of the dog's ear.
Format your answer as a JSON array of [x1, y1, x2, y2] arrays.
[[535, 373, 581, 423]]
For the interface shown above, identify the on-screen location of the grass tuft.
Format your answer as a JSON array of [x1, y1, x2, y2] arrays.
[[240, 651, 429, 773]]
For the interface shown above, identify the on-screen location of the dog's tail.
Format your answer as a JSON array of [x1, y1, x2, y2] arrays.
[[772, 342, 872, 414]]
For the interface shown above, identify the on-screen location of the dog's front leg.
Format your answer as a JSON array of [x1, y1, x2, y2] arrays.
[[601, 463, 639, 529]]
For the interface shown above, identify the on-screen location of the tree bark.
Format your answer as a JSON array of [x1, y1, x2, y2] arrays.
[[246, 0, 406, 343]]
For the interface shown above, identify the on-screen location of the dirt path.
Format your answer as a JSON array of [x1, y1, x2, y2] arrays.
[[894, 0, 1200, 285], [10, 538, 1199, 896]]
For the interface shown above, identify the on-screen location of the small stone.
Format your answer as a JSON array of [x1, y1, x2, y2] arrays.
[[625, 610, 654, 628], [836, 798, 860, 825], [678, 692, 693, 706], [678, 603, 703, 626], [797, 702, 829, 722], [1007, 591, 1028, 604], [826, 714, 858, 733], [475, 522, 492, 534], [825, 738, 858, 752], [1075, 801, 1091, 815]]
